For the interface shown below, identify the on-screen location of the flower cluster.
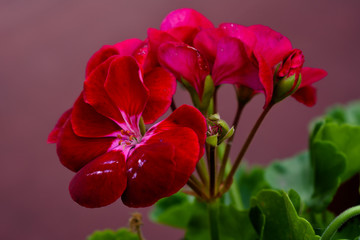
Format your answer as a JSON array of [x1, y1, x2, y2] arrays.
[[48, 8, 327, 208]]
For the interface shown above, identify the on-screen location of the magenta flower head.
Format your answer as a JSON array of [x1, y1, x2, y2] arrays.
[[48, 42, 207, 208]]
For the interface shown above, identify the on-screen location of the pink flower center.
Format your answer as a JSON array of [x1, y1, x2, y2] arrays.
[[116, 129, 141, 150]]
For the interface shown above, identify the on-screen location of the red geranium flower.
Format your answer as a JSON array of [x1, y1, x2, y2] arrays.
[[48, 54, 206, 208]]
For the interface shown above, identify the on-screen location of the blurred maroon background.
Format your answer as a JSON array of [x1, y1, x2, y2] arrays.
[[1, 0, 359, 239]]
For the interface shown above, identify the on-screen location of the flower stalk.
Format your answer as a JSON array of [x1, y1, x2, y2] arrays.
[[320, 205, 360, 240], [221, 103, 273, 194]]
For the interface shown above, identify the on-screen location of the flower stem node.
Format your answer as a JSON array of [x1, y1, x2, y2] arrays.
[[206, 114, 234, 147], [181, 75, 215, 114]]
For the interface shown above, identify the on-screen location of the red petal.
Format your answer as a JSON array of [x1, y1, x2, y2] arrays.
[[57, 119, 115, 172], [158, 42, 210, 97], [86, 39, 143, 77], [48, 108, 72, 143], [84, 56, 124, 124], [69, 150, 127, 208], [143, 126, 200, 196], [71, 92, 120, 138], [248, 25, 293, 67], [194, 28, 226, 66], [142, 67, 176, 124], [300, 67, 327, 87], [256, 52, 274, 108], [86, 45, 119, 77], [160, 8, 213, 31], [104, 56, 149, 132], [147, 28, 179, 68], [219, 23, 257, 57], [212, 37, 250, 86], [292, 85, 317, 107], [166, 26, 200, 45], [152, 105, 207, 159], [121, 142, 176, 207]]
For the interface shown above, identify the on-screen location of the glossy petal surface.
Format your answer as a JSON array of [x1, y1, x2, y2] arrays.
[[69, 150, 127, 208], [57, 120, 115, 172], [121, 142, 176, 207]]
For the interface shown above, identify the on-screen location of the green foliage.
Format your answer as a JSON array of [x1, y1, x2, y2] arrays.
[[87, 228, 138, 240], [149, 192, 195, 229], [149, 101, 360, 240], [250, 190, 320, 240]]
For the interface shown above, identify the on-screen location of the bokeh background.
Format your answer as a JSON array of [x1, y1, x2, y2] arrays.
[[1, 0, 359, 239]]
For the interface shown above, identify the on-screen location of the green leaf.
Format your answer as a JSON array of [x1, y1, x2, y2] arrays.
[[87, 228, 138, 240], [325, 101, 360, 125], [249, 190, 320, 240], [309, 141, 346, 210], [185, 201, 258, 240], [265, 143, 346, 212], [313, 123, 360, 182], [150, 192, 195, 229], [265, 152, 314, 204], [236, 166, 270, 209]]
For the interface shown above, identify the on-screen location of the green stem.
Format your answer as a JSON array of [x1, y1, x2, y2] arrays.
[[209, 145, 216, 197], [187, 177, 208, 200], [196, 158, 209, 188], [208, 201, 220, 240], [217, 100, 246, 186], [221, 104, 273, 194], [320, 205, 360, 240]]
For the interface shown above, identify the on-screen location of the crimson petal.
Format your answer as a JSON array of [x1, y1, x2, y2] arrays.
[[152, 105, 207, 159], [84, 56, 124, 124], [69, 150, 127, 208], [71, 92, 120, 138], [57, 119, 115, 172], [248, 25, 293, 67], [292, 85, 317, 107], [48, 108, 72, 143], [142, 67, 176, 124], [121, 142, 176, 207], [160, 8, 213, 31], [212, 37, 250, 86], [104, 56, 149, 132], [300, 67, 327, 87], [85, 39, 143, 77], [158, 42, 210, 97]]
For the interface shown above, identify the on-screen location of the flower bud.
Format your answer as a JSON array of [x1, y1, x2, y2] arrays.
[[272, 49, 304, 103], [206, 114, 234, 146]]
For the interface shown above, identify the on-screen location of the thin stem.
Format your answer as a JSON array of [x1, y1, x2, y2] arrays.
[[321, 205, 360, 240], [187, 178, 208, 200], [209, 145, 216, 197], [170, 97, 177, 111], [217, 100, 246, 186], [221, 104, 273, 194], [196, 158, 209, 188], [208, 201, 220, 240]]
